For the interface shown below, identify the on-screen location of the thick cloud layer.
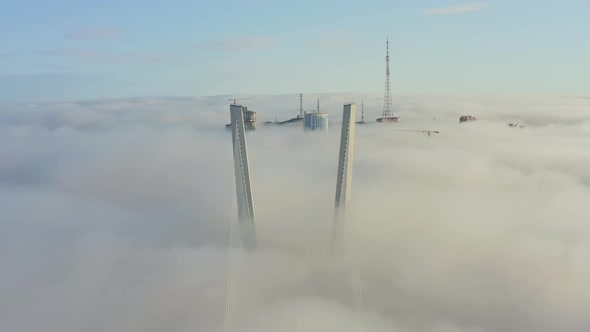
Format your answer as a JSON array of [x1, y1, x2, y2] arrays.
[[1, 94, 589, 332]]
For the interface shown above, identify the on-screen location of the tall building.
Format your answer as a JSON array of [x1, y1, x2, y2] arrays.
[[304, 98, 329, 131], [304, 112, 329, 131], [242, 106, 257, 130]]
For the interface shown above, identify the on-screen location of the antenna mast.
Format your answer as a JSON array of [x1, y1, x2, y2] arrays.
[[382, 37, 393, 118], [299, 93, 303, 118], [361, 100, 365, 122]]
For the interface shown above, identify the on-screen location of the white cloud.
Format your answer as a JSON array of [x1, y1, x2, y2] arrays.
[[0, 94, 589, 332], [424, 3, 487, 16]]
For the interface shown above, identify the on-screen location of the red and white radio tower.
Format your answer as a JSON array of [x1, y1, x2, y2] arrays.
[[377, 37, 399, 123]]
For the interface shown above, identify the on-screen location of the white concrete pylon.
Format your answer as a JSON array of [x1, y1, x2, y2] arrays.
[[333, 102, 356, 251], [230, 104, 257, 250]]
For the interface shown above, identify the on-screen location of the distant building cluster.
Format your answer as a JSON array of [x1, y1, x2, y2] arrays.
[[459, 115, 477, 123], [222, 40, 532, 133]]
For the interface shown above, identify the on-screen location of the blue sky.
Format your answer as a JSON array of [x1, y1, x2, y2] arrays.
[[0, 0, 588, 101]]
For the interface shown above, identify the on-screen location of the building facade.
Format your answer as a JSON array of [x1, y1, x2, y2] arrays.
[[304, 112, 329, 132]]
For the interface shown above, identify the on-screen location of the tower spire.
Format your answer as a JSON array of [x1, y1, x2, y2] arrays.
[[382, 37, 393, 119], [361, 100, 365, 122], [299, 93, 303, 118]]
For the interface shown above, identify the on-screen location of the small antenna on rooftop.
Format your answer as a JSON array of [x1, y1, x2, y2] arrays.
[[299, 93, 303, 118], [361, 99, 365, 122]]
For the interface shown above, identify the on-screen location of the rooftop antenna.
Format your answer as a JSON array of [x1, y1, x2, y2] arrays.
[[361, 100, 365, 122], [317, 98, 320, 113], [299, 93, 304, 118], [356, 99, 366, 124]]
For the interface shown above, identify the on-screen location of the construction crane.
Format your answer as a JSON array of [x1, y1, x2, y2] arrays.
[[394, 129, 440, 137], [423, 130, 439, 137], [228, 98, 252, 105]]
